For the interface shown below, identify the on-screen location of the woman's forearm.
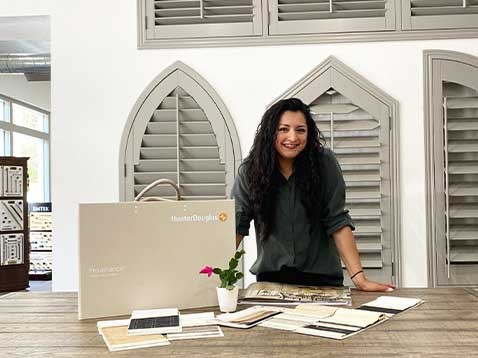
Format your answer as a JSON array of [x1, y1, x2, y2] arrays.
[[333, 226, 395, 291], [332, 226, 364, 280]]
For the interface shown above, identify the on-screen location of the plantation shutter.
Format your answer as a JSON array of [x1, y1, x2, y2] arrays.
[[145, 0, 263, 39], [273, 58, 398, 284], [402, 0, 478, 30], [134, 87, 228, 200], [310, 89, 391, 282], [121, 63, 241, 203], [269, 0, 396, 35], [433, 57, 478, 285]]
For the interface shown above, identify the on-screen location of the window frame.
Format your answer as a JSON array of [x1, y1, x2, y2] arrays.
[[138, 0, 478, 49], [424, 49, 478, 287], [0, 93, 51, 203]]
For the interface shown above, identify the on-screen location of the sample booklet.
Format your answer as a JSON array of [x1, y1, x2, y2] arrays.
[[357, 296, 424, 316], [215, 306, 282, 329], [97, 319, 170, 352], [260, 305, 338, 331], [128, 308, 181, 335], [296, 307, 387, 340], [295, 296, 424, 340], [239, 281, 352, 306]]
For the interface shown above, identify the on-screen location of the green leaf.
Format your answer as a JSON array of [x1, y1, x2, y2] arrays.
[[235, 272, 244, 280], [229, 258, 238, 270], [213, 268, 221, 275], [234, 250, 245, 260]]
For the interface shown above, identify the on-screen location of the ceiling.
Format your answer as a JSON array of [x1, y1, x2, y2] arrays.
[[0, 15, 50, 54]]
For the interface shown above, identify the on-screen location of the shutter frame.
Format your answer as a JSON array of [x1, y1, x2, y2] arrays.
[[269, 0, 396, 35], [119, 61, 242, 203], [146, 0, 263, 39], [424, 50, 478, 287]]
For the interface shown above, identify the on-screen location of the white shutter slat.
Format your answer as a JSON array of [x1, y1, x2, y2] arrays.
[[343, 173, 380, 182], [181, 171, 226, 183], [140, 147, 177, 159], [136, 159, 178, 172], [448, 162, 478, 174], [277, 0, 386, 19], [278, 9, 386, 21], [134, 172, 178, 184], [180, 120, 215, 134], [449, 183, 478, 196], [448, 141, 478, 152], [153, 109, 206, 122], [354, 225, 382, 235], [447, 120, 478, 131], [450, 228, 478, 240], [180, 133, 218, 146], [334, 137, 380, 148], [322, 119, 379, 131], [337, 155, 380, 165], [322, 129, 380, 138], [181, 158, 224, 171], [142, 134, 177, 146], [450, 247, 478, 262], [180, 146, 221, 158], [445, 97, 478, 109], [449, 205, 478, 218], [147, 122, 177, 134]]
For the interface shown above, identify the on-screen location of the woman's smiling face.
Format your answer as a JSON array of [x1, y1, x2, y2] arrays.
[[274, 110, 308, 162]]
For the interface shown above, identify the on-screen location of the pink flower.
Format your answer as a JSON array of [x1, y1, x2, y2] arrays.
[[199, 266, 214, 277]]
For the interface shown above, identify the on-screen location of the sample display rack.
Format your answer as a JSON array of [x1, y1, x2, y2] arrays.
[[29, 202, 52, 280], [0, 157, 29, 292]]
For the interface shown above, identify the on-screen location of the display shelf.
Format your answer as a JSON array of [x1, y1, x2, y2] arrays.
[[28, 202, 52, 281], [0, 157, 29, 292]]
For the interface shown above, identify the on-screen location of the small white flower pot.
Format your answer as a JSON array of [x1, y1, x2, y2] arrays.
[[216, 286, 238, 313]]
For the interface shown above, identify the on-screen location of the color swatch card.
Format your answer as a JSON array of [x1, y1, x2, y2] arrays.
[[128, 308, 181, 335], [215, 306, 282, 329]]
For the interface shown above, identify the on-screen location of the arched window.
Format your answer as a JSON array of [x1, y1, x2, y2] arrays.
[[119, 62, 241, 202], [272, 56, 400, 285], [424, 50, 478, 287]]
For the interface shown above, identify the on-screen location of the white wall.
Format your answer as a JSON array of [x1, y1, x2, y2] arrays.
[[4, 1, 478, 291], [0, 74, 50, 111]]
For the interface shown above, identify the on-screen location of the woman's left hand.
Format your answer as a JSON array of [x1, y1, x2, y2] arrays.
[[353, 275, 395, 292]]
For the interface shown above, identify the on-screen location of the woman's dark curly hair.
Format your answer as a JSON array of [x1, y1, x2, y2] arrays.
[[243, 98, 326, 240]]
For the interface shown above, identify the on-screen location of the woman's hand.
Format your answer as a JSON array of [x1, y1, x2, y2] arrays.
[[352, 273, 395, 292]]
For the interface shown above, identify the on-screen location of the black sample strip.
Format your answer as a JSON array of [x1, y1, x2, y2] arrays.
[[357, 306, 403, 315], [129, 315, 179, 330], [242, 311, 282, 326], [303, 324, 357, 335]]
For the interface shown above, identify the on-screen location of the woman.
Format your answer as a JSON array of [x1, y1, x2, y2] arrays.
[[232, 98, 394, 291]]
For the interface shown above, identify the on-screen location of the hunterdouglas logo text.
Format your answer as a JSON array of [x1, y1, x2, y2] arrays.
[[170, 213, 226, 223]]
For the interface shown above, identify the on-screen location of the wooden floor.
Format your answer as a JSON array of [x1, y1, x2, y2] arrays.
[[0, 288, 477, 357]]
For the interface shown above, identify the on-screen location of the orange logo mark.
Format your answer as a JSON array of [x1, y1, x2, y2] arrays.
[[219, 212, 228, 222]]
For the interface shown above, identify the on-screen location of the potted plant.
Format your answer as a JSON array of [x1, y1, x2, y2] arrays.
[[199, 250, 245, 312]]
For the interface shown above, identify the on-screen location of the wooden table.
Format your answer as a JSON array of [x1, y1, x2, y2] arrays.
[[0, 288, 477, 357]]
